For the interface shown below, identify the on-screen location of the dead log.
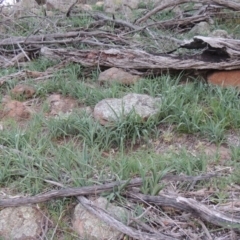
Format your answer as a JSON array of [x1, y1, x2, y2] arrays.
[[39, 44, 240, 71]]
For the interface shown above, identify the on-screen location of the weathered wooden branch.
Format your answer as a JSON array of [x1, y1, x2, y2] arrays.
[[127, 192, 240, 231], [0, 172, 237, 233], [90, 12, 141, 31], [0, 173, 218, 207]]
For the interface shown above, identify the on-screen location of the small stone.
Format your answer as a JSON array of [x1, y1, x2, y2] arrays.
[[189, 22, 211, 35], [72, 197, 128, 240], [98, 67, 140, 85], [94, 93, 161, 125]]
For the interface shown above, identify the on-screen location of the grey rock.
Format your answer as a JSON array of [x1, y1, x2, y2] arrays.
[[189, 22, 211, 36], [0, 206, 43, 240], [94, 93, 161, 125], [72, 197, 128, 240]]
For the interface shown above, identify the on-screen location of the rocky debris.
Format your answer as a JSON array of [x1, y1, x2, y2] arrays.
[[98, 67, 140, 85], [94, 93, 161, 125], [1, 96, 31, 120], [189, 21, 211, 35], [47, 94, 79, 116], [209, 29, 231, 38], [207, 70, 240, 88], [0, 206, 43, 240], [11, 84, 36, 99], [72, 197, 128, 240]]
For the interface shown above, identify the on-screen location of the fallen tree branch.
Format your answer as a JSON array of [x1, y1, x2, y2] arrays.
[[39, 46, 240, 71], [0, 173, 218, 207], [127, 192, 240, 231]]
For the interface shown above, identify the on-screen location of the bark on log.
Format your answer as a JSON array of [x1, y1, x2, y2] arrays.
[[40, 46, 240, 71]]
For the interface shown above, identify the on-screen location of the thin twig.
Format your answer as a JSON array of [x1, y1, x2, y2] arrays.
[[197, 218, 213, 240]]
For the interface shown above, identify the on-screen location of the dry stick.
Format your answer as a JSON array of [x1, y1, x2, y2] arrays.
[[136, 0, 240, 24], [77, 196, 175, 240], [16, 43, 31, 62], [127, 192, 240, 231], [0, 173, 218, 207], [196, 219, 213, 240], [90, 12, 141, 31]]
